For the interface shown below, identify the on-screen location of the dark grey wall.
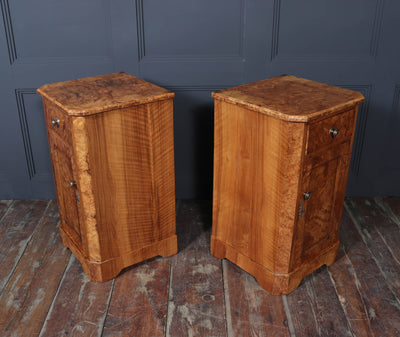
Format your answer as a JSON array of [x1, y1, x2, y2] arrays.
[[0, 0, 399, 199]]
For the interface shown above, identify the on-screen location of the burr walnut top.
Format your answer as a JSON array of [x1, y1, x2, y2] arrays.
[[212, 75, 365, 122], [37, 72, 174, 116]]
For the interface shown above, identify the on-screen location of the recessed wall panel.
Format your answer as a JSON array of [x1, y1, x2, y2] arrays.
[[140, 0, 243, 59], [274, 0, 381, 60], [9, 0, 110, 60]]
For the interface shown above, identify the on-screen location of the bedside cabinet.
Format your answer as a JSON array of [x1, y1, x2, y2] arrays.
[[37, 72, 177, 282], [211, 75, 365, 294]]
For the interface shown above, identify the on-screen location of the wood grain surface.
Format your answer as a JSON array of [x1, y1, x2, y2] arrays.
[[212, 75, 364, 122], [296, 149, 349, 264], [327, 213, 375, 337], [306, 107, 355, 153], [223, 260, 290, 336], [37, 72, 174, 116], [44, 99, 72, 141], [0, 200, 71, 336], [0, 198, 399, 336], [342, 200, 400, 336], [286, 266, 353, 337], [38, 73, 177, 282], [212, 76, 362, 294], [39, 256, 114, 337], [382, 196, 400, 224], [0, 200, 12, 220], [167, 201, 227, 337], [212, 100, 306, 273], [103, 259, 170, 337], [81, 101, 175, 260], [0, 200, 49, 292], [346, 198, 400, 300]]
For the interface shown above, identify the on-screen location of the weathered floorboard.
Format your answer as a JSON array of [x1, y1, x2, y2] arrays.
[[0, 200, 12, 221], [0, 198, 399, 336], [380, 196, 400, 225], [286, 265, 353, 337], [342, 201, 400, 336], [102, 259, 170, 337], [166, 200, 227, 337], [345, 198, 400, 300], [223, 259, 290, 336], [327, 243, 374, 337], [0, 200, 71, 337], [0, 200, 49, 292], [39, 255, 114, 337]]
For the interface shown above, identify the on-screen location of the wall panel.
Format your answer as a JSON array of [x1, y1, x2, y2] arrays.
[[0, 0, 399, 198]]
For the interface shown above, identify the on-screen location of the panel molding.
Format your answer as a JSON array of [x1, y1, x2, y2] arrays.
[[136, 0, 245, 62], [339, 85, 372, 175], [270, 0, 281, 61], [1, 0, 113, 65], [271, 0, 385, 62], [0, 0, 17, 64], [15, 88, 37, 179], [369, 0, 385, 58], [388, 85, 400, 169], [135, 0, 145, 61], [392, 84, 400, 114]]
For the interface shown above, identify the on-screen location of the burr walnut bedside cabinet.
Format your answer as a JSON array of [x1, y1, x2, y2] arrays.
[[37, 72, 177, 282], [211, 75, 365, 294]]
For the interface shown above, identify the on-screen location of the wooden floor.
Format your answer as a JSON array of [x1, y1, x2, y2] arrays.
[[0, 198, 400, 336]]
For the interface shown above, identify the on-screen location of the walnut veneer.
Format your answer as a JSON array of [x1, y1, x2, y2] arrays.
[[211, 75, 365, 294], [37, 72, 177, 282]]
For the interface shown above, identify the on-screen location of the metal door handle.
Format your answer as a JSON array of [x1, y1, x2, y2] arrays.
[[51, 118, 60, 127], [329, 127, 339, 138]]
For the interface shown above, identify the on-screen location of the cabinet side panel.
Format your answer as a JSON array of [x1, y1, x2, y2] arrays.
[[213, 102, 261, 259], [212, 100, 223, 242], [148, 99, 176, 240], [213, 101, 304, 271], [81, 105, 155, 261]]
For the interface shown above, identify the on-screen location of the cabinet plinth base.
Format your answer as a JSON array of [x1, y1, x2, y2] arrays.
[[211, 236, 339, 295], [59, 226, 177, 282]]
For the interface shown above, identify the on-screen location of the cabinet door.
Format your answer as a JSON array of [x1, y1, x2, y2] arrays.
[[51, 143, 82, 249], [296, 148, 350, 263]]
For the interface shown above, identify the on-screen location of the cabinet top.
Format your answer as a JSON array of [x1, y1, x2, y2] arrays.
[[37, 72, 174, 116], [212, 75, 365, 122]]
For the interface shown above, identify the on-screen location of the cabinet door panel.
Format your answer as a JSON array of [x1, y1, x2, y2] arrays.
[[51, 144, 82, 248], [295, 147, 349, 265], [301, 157, 339, 256]]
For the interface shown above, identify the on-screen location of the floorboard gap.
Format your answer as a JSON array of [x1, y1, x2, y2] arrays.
[[165, 261, 174, 337], [0, 200, 52, 297], [38, 253, 74, 337], [282, 295, 296, 337], [345, 201, 400, 307], [0, 200, 15, 224], [222, 259, 233, 336], [374, 197, 400, 227], [100, 278, 116, 337]]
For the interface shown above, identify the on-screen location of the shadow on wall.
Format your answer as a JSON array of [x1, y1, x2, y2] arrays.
[[173, 90, 214, 200], [193, 103, 214, 199]]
